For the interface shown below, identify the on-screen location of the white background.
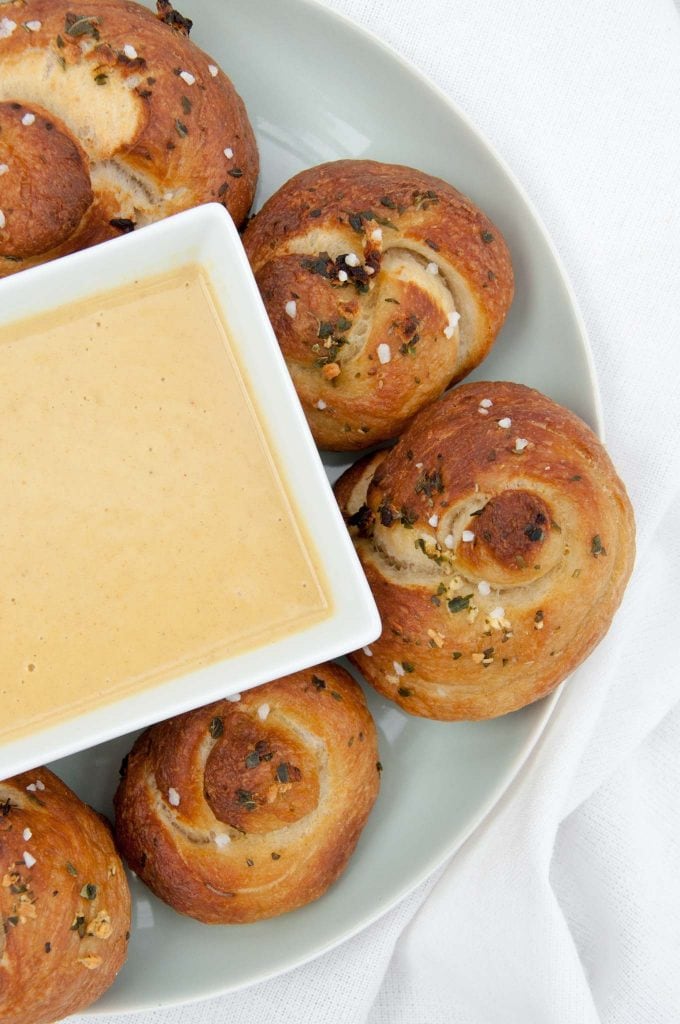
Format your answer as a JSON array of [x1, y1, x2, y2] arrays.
[[72, 1, 680, 1021]]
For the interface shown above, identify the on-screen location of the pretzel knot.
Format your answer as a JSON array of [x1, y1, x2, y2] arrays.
[[0, 0, 257, 276], [114, 665, 380, 923], [244, 159, 514, 450], [335, 381, 635, 720]]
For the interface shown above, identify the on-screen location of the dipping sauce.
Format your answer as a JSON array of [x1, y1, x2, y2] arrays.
[[0, 266, 329, 743]]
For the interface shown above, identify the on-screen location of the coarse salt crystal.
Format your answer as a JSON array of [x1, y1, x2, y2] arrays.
[[478, 580, 491, 596], [208, 64, 218, 77], [21, 113, 36, 126], [489, 606, 505, 621], [428, 514, 439, 527], [415, 462, 424, 469], [393, 661, 405, 677], [285, 300, 297, 318], [462, 530, 475, 542], [257, 703, 270, 721], [479, 398, 493, 408], [36, 780, 45, 791], [23, 828, 32, 841], [478, 407, 489, 416], [25, 19, 41, 31], [215, 833, 231, 847], [377, 343, 391, 364], [337, 269, 348, 283], [0, 18, 17, 38], [26, 783, 37, 792], [362, 646, 373, 657], [344, 252, 360, 267], [444, 534, 455, 549], [226, 692, 241, 702], [365, 266, 375, 275], [315, 399, 327, 410], [0, 211, 5, 230], [514, 437, 529, 451], [123, 43, 137, 59], [223, 147, 233, 159], [371, 228, 382, 242], [168, 788, 180, 806], [23, 851, 36, 868], [179, 70, 196, 86], [498, 417, 512, 429], [0, 165, 8, 175], [426, 261, 439, 275]]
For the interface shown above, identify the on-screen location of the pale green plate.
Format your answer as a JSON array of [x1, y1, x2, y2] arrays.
[[51, 0, 600, 1012]]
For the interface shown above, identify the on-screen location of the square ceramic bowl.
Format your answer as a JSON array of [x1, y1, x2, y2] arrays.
[[0, 203, 380, 779]]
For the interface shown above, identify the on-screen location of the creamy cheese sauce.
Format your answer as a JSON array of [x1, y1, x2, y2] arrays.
[[0, 266, 329, 743]]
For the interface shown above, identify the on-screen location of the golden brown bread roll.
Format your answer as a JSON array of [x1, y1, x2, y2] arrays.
[[0, 767, 131, 1024], [114, 664, 380, 923], [335, 381, 635, 719], [0, 0, 258, 274], [243, 159, 513, 450]]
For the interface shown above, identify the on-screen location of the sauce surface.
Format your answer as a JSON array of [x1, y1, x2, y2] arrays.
[[0, 266, 328, 743]]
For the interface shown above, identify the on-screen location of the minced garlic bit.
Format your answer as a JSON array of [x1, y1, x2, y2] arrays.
[[257, 703, 270, 721], [443, 310, 460, 338], [471, 652, 485, 664], [498, 417, 512, 429], [428, 514, 439, 527], [514, 437, 529, 452], [77, 955, 103, 970], [36, 780, 45, 791], [365, 266, 375, 276], [427, 628, 445, 648], [462, 530, 475, 543], [315, 399, 327, 410], [344, 252, 360, 268], [26, 783, 37, 792], [22, 828, 32, 842], [0, 18, 17, 38], [0, 211, 5, 230], [478, 580, 491, 596], [21, 113, 36, 126], [377, 343, 391, 364], [215, 833, 231, 848], [285, 299, 297, 319], [362, 646, 373, 657], [208, 64, 218, 77], [179, 70, 196, 86], [337, 269, 348, 282], [426, 261, 439, 275], [371, 227, 383, 242], [393, 661, 405, 676], [0, 165, 8, 176], [226, 692, 241, 702], [87, 911, 113, 939], [478, 406, 489, 416], [479, 398, 493, 408], [488, 606, 505, 622], [25, 19, 42, 31], [168, 787, 180, 807], [123, 43, 137, 59], [23, 851, 36, 868], [444, 534, 455, 549], [223, 146, 234, 159]]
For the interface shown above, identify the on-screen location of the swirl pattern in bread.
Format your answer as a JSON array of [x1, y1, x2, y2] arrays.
[[114, 664, 381, 923], [0, 767, 131, 1024], [335, 381, 635, 719], [0, 0, 258, 275], [243, 159, 513, 450]]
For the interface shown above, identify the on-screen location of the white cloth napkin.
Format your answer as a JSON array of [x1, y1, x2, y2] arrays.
[[72, 0, 680, 1020]]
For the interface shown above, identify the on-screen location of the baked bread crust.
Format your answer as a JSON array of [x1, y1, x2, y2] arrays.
[[114, 664, 380, 923], [335, 381, 636, 719], [243, 159, 513, 449], [0, 0, 258, 274], [0, 767, 131, 1024]]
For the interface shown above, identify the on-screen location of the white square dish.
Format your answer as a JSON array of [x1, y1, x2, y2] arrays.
[[0, 202, 380, 779]]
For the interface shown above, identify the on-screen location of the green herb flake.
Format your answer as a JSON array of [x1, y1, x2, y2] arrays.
[[94, 72, 108, 85], [534, 610, 544, 623], [402, 661, 415, 673], [452, 651, 463, 660], [448, 594, 473, 613], [591, 535, 606, 557], [209, 716, 224, 739], [245, 751, 260, 769], [66, 862, 78, 877], [380, 196, 396, 209], [45, 942, 52, 953], [336, 316, 353, 332], [276, 763, 290, 784], [481, 230, 494, 244], [318, 321, 334, 339], [400, 506, 417, 528], [271, 851, 281, 860], [228, 167, 244, 178], [175, 119, 188, 137], [64, 13, 101, 40], [570, 474, 582, 482], [246, 858, 254, 867], [330, 690, 343, 701], [80, 883, 97, 901], [398, 687, 413, 697], [311, 674, 326, 690], [376, 761, 383, 773], [181, 94, 192, 114]]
